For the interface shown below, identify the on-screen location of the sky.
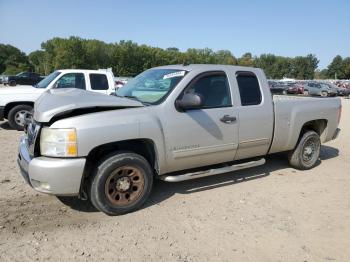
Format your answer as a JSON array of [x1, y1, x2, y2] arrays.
[[0, 0, 349, 69]]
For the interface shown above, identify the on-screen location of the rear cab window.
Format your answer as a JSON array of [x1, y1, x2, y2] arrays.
[[236, 71, 262, 106], [90, 74, 109, 90]]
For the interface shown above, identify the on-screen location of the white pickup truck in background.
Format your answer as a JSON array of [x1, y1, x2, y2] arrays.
[[0, 69, 116, 130]]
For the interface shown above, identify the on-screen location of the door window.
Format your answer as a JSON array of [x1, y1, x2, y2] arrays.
[[55, 73, 86, 89], [90, 74, 109, 90], [184, 72, 231, 108], [18, 72, 29, 78], [236, 72, 262, 106]]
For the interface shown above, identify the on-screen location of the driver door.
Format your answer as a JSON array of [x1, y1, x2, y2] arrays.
[[162, 71, 239, 173]]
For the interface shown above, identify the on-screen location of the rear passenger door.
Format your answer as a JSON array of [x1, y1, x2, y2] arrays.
[[89, 73, 109, 94], [234, 71, 274, 160], [308, 82, 319, 95]]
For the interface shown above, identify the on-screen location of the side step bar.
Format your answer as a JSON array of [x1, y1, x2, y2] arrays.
[[160, 158, 266, 182]]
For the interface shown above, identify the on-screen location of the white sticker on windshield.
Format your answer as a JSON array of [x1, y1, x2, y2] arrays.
[[163, 71, 186, 79]]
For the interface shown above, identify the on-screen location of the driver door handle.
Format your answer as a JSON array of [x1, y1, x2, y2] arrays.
[[220, 115, 236, 124]]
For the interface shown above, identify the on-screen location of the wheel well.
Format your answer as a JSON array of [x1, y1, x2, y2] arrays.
[[85, 139, 158, 176], [300, 119, 327, 140], [4, 102, 34, 119]]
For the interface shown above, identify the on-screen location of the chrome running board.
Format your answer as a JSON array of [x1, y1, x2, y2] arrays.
[[160, 158, 266, 182]]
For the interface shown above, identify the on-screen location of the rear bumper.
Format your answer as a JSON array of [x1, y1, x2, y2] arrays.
[[0, 106, 4, 121], [332, 128, 340, 140], [17, 136, 86, 196]]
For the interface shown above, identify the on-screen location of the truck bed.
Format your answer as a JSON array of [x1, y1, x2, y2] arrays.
[[269, 95, 341, 154]]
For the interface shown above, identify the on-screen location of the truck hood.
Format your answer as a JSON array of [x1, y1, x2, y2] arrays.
[[34, 88, 144, 123], [0, 85, 37, 94]]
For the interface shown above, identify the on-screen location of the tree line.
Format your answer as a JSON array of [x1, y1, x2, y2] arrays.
[[0, 36, 349, 79]]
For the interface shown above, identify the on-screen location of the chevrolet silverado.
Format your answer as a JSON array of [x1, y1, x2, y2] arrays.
[[17, 64, 341, 215]]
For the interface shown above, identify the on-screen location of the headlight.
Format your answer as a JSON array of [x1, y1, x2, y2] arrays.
[[40, 128, 78, 157]]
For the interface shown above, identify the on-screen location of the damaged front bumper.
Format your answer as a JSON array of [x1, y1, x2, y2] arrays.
[[17, 136, 86, 196]]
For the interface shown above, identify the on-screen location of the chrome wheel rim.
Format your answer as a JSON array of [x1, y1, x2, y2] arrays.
[[14, 110, 32, 127]]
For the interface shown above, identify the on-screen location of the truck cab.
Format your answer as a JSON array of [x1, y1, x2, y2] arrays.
[[0, 69, 115, 130]]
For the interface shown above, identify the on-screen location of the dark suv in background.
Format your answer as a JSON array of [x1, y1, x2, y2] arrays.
[[3, 72, 43, 86]]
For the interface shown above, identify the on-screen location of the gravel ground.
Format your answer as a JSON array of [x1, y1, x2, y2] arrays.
[[0, 99, 349, 262]]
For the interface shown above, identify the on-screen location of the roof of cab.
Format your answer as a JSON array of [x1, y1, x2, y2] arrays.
[[152, 64, 260, 72], [57, 69, 113, 74]]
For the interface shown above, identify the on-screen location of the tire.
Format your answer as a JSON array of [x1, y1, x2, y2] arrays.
[[8, 104, 33, 130], [288, 130, 321, 170], [303, 90, 309, 96], [56, 196, 96, 212], [321, 91, 328, 97], [89, 152, 154, 215], [282, 90, 287, 95], [9, 80, 16, 86]]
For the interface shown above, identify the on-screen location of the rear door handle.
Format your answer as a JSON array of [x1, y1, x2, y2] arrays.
[[220, 115, 236, 124]]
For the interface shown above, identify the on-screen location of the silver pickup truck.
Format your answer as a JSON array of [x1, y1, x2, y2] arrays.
[[17, 65, 341, 215]]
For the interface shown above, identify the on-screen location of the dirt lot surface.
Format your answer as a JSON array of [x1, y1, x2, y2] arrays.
[[0, 99, 349, 262]]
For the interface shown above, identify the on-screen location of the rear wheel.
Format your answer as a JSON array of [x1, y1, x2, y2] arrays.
[[8, 105, 33, 130], [303, 90, 309, 96], [321, 91, 328, 97], [9, 80, 16, 86], [288, 130, 321, 170], [89, 152, 153, 215]]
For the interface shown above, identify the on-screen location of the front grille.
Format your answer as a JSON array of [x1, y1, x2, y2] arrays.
[[26, 119, 41, 158]]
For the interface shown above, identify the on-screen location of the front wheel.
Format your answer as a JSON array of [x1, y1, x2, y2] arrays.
[[321, 91, 328, 97], [288, 130, 321, 170], [8, 104, 33, 130], [89, 152, 153, 215]]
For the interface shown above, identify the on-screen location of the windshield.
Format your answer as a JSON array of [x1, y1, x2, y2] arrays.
[[16, 72, 25, 77], [116, 69, 187, 104], [35, 71, 61, 88]]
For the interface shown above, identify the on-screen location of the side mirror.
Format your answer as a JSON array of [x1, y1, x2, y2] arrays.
[[176, 93, 203, 111], [53, 81, 60, 88]]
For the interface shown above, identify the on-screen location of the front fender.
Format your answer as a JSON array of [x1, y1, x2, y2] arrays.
[[49, 107, 167, 173]]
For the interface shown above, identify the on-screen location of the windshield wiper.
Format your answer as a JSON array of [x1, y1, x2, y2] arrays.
[[122, 95, 139, 100], [115, 95, 151, 106]]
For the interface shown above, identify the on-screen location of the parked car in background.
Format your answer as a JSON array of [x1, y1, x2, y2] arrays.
[[268, 81, 287, 95], [0, 75, 8, 84], [0, 69, 116, 130], [286, 82, 304, 94], [336, 86, 350, 96], [3, 72, 43, 86], [302, 82, 337, 97], [114, 77, 132, 90], [320, 83, 338, 96]]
